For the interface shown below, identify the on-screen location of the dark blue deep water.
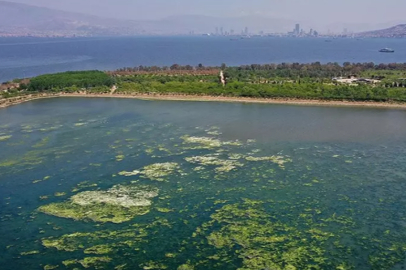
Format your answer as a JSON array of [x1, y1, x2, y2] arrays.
[[2, 98, 406, 269], [1, 36, 406, 82]]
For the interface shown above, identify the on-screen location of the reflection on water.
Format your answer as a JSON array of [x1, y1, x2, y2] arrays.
[[1, 98, 406, 269]]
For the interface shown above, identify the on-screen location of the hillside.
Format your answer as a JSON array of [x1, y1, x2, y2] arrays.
[[0, 1, 143, 37], [356, 24, 406, 38]]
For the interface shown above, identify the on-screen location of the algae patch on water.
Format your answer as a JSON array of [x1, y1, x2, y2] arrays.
[[61, 256, 112, 269], [0, 135, 12, 141], [181, 136, 242, 149], [245, 155, 292, 169], [119, 170, 141, 177], [185, 155, 243, 174], [38, 184, 158, 223], [120, 162, 180, 181], [193, 200, 334, 270]]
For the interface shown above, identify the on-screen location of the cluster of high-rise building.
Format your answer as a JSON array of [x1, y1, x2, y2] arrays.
[[288, 23, 319, 37], [212, 27, 251, 36], [207, 24, 320, 38]]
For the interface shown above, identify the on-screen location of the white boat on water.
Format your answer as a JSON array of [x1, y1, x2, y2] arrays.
[[379, 48, 395, 53]]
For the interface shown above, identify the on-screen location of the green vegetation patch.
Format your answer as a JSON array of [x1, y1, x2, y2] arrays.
[[38, 184, 158, 223], [28, 71, 115, 92]]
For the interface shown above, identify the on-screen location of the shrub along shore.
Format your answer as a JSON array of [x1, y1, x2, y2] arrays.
[[3, 63, 406, 108]]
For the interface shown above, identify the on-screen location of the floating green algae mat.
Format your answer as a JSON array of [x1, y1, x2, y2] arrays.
[[0, 135, 12, 141], [39, 185, 159, 223], [3, 98, 406, 270]]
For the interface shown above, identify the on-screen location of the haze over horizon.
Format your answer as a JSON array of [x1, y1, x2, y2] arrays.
[[4, 0, 406, 33]]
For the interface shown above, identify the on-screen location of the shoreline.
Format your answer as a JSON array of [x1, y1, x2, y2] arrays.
[[2, 92, 406, 109]]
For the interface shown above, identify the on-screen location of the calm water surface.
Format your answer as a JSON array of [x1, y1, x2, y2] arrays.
[[1, 98, 406, 269], [1, 36, 406, 82]]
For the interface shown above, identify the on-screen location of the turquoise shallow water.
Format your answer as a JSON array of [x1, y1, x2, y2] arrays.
[[2, 98, 406, 270]]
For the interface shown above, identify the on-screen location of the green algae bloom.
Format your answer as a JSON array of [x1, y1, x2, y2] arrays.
[[32, 137, 50, 148], [185, 155, 243, 174], [193, 201, 338, 270], [140, 162, 180, 181], [245, 155, 292, 169], [84, 245, 114, 255], [119, 170, 141, 176], [43, 265, 59, 270], [62, 260, 77, 267], [61, 257, 112, 269], [20, 250, 40, 256], [40, 125, 63, 132], [0, 135, 12, 141], [116, 155, 125, 161], [177, 264, 194, 270], [120, 162, 180, 181], [42, 227, 149, 252], [80, 257, 112, 268], [156, 207, 173, 213], [72, 181, 98, 192], [33, 176, 51, 184], [5, 107, 406, 270], [181, 135, 241, 149], [39, 184, 159, 223], [141, 261, 168, 269]]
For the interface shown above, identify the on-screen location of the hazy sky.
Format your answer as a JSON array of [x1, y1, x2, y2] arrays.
[[7, 0, 406, 25]]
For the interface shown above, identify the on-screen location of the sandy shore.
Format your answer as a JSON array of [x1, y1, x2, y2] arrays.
[[2, 92, 406, 110]]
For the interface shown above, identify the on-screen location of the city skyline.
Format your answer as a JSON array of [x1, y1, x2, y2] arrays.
[[3, 0, 406, 33], [208, 23, 324, 37]]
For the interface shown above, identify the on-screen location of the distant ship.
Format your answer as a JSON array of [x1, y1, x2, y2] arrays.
[[379, 48, 395, 53]]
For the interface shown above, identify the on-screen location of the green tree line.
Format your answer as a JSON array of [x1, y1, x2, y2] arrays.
[[27, 71, 115, 92], [116, 79, 406, 102]]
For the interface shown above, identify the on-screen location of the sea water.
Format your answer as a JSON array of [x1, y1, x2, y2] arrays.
[[2, 98, 406, 269]]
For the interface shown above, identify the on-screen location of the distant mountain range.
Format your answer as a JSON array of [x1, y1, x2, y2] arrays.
[[356, 24, 406, 38], [0, 1, 405, 37], [0, 1, 303, 37], [0, 1, 143, 36]]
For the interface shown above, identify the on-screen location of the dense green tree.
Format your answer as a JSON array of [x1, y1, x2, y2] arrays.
[[27, 71, 115, 92]]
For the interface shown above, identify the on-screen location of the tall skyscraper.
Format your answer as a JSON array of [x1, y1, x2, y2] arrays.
[[220, 27, 224, 36], [295, 24, 300, 35], [244, 27, 248, 35], [215, 27, 219, 35]]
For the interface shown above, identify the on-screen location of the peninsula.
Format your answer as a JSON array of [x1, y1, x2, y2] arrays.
[[2, 62, 406, 109]]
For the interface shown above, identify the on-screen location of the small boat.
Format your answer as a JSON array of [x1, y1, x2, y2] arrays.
[[379, 48, 395, 53]]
